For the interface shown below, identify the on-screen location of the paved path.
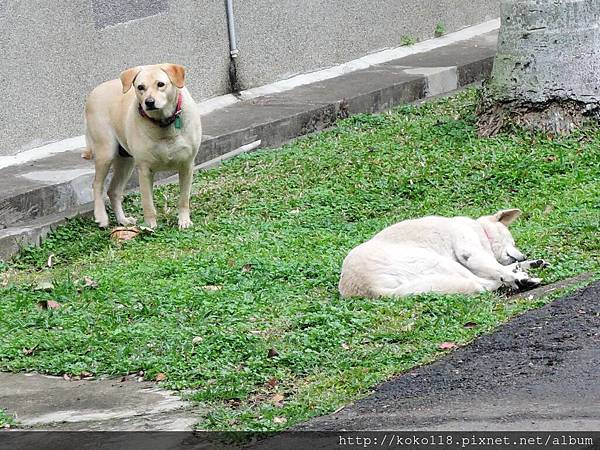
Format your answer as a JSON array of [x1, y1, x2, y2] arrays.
[[0, 372, 197, 431]]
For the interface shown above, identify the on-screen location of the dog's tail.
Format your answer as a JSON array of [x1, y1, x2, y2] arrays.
[[81, 148, 93, 160]]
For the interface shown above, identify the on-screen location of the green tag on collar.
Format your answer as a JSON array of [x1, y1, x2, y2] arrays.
[[174, 116, 182, 129]]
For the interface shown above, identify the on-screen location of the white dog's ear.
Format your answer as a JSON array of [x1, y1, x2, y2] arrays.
[[494, 208, 522, 226], [120, 66, 141, 94], [161, 64, 185, 88]]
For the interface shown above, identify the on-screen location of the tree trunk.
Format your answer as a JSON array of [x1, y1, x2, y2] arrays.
[[477, 0, 600, 136]]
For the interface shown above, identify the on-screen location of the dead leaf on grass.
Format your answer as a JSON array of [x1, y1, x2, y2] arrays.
[[267, 348, 279, 358], [202, 285, 222, 291], [438, 342, 458, 350], [37, 300, 61, 310], [34, 281, 54, 292], [83, 276, 98, 289], [110, 227, 140, 241], [272, 393, 285, 407], [265, 378, 278, 389], [242, 264, 253, 273], [463, 322, 478, 329], [273, 416, 287, 424], [22, 344, 39, 356], [155, 372, 167, 381]]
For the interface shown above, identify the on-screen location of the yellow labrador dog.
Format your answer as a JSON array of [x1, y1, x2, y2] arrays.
[[339, 209, 547, 298], [83, 63, 202, 229]]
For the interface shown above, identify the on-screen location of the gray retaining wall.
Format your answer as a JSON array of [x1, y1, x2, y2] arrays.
[[2, 0, 498, 157]]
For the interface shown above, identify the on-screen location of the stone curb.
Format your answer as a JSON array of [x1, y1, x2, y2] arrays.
[[0, 31, 497, 261]]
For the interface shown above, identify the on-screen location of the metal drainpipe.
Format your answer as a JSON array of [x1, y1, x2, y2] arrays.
[[225, 0, 241, 93]]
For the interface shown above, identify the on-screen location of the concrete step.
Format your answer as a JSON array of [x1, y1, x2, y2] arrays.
[[0, 30, 497, 261]]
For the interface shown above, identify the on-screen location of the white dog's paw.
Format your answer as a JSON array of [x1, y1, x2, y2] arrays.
[[178, 217, 193, 230], [143, 218, 158, 230], [514, 274, 542, 291], [520, 259, 549, 270], [95, 215, 109, 229], [118, 216, 137, 226]]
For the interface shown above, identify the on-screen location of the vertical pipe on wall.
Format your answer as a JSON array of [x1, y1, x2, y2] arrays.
[[225, 0, 241, 93]]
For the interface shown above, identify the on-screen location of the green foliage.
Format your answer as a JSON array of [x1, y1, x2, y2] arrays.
[[0, 89, 598, 430], [400, 35, 417, 46], [0, 409, 17, 428], [434, 23, 446, 37]]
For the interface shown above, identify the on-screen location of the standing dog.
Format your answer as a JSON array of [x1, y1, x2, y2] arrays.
[[84, 63, 202, 229], [339, 209, 546, 298]]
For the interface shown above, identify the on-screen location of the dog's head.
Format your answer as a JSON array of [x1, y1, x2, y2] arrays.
[[119, 64, 185, 118], [477, 209, 527, 265]]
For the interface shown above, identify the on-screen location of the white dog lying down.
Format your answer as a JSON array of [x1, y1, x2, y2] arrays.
[[339, 209, 546, 298]]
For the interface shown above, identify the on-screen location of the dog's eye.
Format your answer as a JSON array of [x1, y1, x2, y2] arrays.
[[157, 81, 165, 88], [137, 84, 145, 91]]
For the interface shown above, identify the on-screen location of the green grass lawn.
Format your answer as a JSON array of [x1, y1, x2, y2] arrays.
[[1, 90, 599, 430], [0, 409, 17, 429]]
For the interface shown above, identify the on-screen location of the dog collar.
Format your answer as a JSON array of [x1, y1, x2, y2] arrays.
[[138, 93, 183, 128]]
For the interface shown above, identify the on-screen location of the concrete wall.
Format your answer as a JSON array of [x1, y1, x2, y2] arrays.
[[0, 0, 499, 157]]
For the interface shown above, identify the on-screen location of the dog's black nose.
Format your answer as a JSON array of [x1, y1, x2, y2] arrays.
[[145, 97, 156, 107]]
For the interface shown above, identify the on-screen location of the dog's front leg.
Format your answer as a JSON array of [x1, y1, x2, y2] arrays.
[[177, 164, 194, 229], [137, 165, 158, 228], [458, 252, 536, 289]]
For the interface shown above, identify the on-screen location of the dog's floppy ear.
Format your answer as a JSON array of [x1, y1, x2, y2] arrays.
[[120, 66, 141, 94], [161, 63, 185, 88], [494, 208, 522, 226]]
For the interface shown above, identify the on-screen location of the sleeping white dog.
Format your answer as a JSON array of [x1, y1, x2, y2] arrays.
[[339, 209, 546, 298]]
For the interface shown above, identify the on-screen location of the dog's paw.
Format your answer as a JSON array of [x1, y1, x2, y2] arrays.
[[95, 217, 109, 228], [118, 216, 137, 226], [515, 276, 542, 291], [178, 218, 193, 230], [143, 219, 158, 230], [521, 259, 549, 270]]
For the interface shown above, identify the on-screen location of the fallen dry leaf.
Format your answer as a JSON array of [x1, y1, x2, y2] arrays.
[[341, 342, 351, 350], [242, 264, 253, 273], [192, 336, 204, 345], [463, 322, 478, 329], [267, 348, 279, 358], [265, 378, 278, 389], [37, 300, 61, 310], [80, 371, 94, 379], [83, 276, 98, 289], [202, 285, 222, 291], [543, 205, 554, 215], [22, 344, 39, 356], [273, 416, 287, 424], [438, 342, 458, 350], [63, 373, 71, 381], [34, 280, 54, 292], [272, 393, 285, 407], [110, 227, 140, 241], [155, 372, 167, 381]]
